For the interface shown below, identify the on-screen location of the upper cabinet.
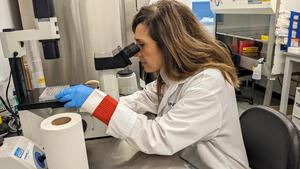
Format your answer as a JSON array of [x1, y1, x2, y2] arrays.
[[211, 0, 278, 14]]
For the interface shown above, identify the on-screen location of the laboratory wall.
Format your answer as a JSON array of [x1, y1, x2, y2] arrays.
[[0, 0, 21, 97], [17, 0, 125, 86], [280, 0, 300, 12]]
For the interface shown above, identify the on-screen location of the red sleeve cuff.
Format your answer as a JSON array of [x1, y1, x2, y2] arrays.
[[92, 95, 118, 125]]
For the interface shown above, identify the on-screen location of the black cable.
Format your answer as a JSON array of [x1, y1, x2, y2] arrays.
[[5, 70, 13, 111], [1, 95, 21, 135], [0, 96, 14, 115], [0, 95, 20, 130], [2, 52, 21, 135], [5, 52, 18, 111]]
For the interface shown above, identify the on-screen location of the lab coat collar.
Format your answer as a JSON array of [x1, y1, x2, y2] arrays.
[[159, 68, 190, 87], [157, 68, 191, 114]]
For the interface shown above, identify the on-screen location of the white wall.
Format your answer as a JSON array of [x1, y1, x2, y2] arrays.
[[0, 0, 21, 97], [280, 0, 300, 12]]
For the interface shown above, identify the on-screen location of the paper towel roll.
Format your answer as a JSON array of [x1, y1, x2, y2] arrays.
[[40, 113, 89, 169]]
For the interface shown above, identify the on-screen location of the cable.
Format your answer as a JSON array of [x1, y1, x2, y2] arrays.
[[5, 52, 18, 111], [2, 52, 21, 135], [0, 114, 21, 134], [0, 95, 21, 135], [0, 96, 14, 115], [8, 116, 21, 133], [5, 69, 13, 111]]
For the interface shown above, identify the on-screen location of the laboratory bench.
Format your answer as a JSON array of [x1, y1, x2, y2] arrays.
[[12, 86, 191, 168], [86, 137, 191, 169]]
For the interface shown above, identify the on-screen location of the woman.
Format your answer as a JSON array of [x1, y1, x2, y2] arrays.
[[56, 0, 249, 168]]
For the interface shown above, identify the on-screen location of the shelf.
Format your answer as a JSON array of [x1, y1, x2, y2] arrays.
[[237, 55, 270, 76], [216, 27, 269, 43], [216, 32, 267, 43], [239, 55, 258, 70]]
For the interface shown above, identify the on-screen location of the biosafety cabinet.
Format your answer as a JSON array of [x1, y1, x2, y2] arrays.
[[212, 0, 300, 105]]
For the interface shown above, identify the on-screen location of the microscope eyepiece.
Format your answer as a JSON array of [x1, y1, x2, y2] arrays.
[[94, 43, 140, 70], [122, 43, 140, 59]]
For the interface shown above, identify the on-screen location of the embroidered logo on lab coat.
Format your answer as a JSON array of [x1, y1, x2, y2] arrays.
[[167, 101, 176, 108]]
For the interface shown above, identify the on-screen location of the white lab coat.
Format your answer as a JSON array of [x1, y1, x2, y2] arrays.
[[82, 68, 249, 169]]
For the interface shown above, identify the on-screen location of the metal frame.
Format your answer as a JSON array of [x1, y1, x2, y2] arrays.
[[213, 0, 280, 106]]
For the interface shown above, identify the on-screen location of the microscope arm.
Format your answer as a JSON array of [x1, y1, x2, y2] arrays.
[[0, 17, 59, 58]]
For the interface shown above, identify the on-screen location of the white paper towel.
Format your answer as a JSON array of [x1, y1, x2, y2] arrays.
[[40, 113, 89, 169]]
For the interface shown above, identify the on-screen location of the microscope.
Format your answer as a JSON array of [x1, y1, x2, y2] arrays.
[[0, 0, 60, 107], [0, 0, 140, 147], [0, 1, 59, 168], [0, 0, 141, 168], [94, 43, 140, 99]]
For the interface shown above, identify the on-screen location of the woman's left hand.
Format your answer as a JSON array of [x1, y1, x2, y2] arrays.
[[55, 84, 94, 108]]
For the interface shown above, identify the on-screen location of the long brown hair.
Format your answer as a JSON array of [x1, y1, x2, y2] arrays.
[[132, 0, 239, 100]]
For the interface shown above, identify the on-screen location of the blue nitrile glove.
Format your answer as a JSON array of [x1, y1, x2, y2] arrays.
[[55, 85, 94, 108]]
